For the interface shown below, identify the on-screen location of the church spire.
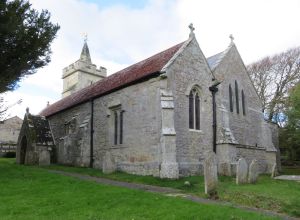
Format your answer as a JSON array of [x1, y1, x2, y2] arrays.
[[80, 36, 92, 63]]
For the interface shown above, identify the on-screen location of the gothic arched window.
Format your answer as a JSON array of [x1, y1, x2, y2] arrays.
[[189, 88, 201, 130], [235, 80, 239, 114], [242, 90, 246, 116], [229, 84, 233, 112]]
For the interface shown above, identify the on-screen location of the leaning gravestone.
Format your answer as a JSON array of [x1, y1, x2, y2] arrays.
[[204, 152, 218, 195], [236, 158, 248, 184], [271, 163, 278, 178], [248, 159, 259, 183]]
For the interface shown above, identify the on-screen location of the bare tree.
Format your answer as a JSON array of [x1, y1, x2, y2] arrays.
[[0, 96, 22, 120], [247, 47, 300, 126]]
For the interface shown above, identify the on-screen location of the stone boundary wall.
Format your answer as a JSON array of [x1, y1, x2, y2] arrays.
[[236, 146, 269, 173]]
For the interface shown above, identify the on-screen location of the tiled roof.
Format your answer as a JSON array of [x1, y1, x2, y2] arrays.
[[40, 41, 185, 117]]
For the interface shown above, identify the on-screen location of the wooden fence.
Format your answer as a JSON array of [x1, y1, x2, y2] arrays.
[[0, 143, 16, 156]]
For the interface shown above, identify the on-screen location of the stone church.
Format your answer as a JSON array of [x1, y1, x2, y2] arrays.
[[17, 25, 277, 178]]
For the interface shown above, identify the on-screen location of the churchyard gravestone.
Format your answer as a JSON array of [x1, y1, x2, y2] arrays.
[[248, 159, 259, 183], [271, 163, 278, 178], [236, 158, 248, 184], [204, 152, 218, 195]]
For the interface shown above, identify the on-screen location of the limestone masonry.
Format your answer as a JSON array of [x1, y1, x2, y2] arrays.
[[17, 25, 277, 178], [0, 116, 22, 156]]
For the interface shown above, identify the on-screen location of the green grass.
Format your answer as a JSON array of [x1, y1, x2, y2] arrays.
[[0, 158, 277, 220], [43, 163, 300, 218]]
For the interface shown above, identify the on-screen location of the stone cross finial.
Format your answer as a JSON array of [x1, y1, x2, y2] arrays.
[[26, 107, 29, 115], [229, 34, 234, 43], [189, 23, 195, 38]]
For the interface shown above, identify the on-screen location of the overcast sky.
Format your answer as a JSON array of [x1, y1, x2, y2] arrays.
[[3, 0, 300, 119]]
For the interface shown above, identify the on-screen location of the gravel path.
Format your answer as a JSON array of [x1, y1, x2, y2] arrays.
[[275, 175, 300, 182]]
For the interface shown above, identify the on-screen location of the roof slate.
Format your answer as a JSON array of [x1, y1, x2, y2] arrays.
[[40, 41, 185, 117], [207, 51, 226, 71], [207, 43, 234, 71]]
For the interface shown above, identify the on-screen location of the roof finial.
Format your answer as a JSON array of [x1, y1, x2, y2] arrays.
[[189, 23, 195, 38], [229, 34, 234, 44], [26, 107, 29, 115]]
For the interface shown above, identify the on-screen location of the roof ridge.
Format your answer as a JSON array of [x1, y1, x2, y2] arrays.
[[108, 41, 186, 77]]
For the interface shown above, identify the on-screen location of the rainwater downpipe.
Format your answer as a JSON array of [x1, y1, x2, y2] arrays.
[[90, 98, 94, 168], [209, 81, 221, 153]]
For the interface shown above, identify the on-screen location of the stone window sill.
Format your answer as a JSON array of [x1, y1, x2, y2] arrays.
[[189, 129, 204, 134]]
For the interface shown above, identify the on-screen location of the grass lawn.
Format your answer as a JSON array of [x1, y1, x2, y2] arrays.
[[0, 158, 277, 220], [43, 163, 300, 218]]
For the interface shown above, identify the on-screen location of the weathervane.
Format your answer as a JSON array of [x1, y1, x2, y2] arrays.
[[189, 23, 195, 37]]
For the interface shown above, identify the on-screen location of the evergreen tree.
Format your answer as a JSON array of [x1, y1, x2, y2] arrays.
[[0, 0, 60, 93]]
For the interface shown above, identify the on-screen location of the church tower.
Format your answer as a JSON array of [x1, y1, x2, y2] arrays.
[[62, 40, 107, 98]]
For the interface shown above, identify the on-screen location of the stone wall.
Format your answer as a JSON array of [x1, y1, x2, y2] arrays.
[[236, 146, 269, 173], [210, 44, 278, 174], [214, 45, 264, 148], [92, 77, 164, 176], [268, 122, 281, 171], [0, 116, 23, 144], [48, 76, 164, 176], [167, 37, 214, 176], [48, 102, 91, 167]]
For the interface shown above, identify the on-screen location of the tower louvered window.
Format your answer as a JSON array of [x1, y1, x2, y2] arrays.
[[229, 84, 233, 112], [189, 88, 201, 130]]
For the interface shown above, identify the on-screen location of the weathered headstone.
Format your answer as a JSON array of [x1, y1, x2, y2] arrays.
[[271, 163, 278, 178], [204, 152, 218, 195], [236, 158, 248, 184], [38, 146, 51, 166], [102, 151, 116, 174], [218, 162, 231, 176], [248, 159, 259, 183]]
